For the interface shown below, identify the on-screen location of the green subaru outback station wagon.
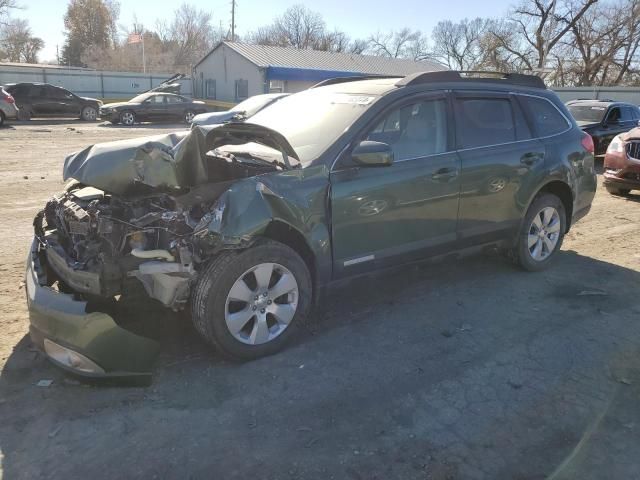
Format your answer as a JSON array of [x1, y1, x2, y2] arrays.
[[26, 71, 597, 378]]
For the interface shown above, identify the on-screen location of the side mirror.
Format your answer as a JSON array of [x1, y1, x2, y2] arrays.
[[352, 141, 394, 167]]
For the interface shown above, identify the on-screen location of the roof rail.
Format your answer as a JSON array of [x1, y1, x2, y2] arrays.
[[311, 75, 403, 89], [396, 71, 546, 89]]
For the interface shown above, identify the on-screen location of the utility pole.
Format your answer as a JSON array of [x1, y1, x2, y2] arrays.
[[230, 0, 236, 41]]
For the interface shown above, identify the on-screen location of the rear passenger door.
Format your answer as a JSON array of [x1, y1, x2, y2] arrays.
[[142, 95, 168, 120], [29, 85, 50, 115], [453, 92, 545, 245]]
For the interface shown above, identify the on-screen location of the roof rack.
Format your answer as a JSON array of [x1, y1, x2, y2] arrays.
[[396, 71, 546, 89], [311, 75, 403, 89]]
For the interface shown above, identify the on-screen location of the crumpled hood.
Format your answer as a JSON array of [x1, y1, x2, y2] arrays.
[[192, 111, 237, 126], [62, 123, 300, 196]]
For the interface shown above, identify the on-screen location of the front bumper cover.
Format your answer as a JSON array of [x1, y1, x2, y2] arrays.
[[25, 237, 160, 379]]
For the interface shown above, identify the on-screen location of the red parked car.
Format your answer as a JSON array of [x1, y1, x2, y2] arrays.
[[604, 128, 640, 195]]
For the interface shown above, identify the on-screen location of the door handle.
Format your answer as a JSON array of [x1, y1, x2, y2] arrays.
[[520, 153, 543, 166], [431, 167, 459, 181]]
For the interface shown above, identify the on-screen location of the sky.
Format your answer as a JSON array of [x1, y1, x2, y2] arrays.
[[19, 0, 511, 62]]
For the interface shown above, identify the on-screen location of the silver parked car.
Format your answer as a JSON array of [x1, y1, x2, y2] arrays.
[[0, 87, 19, 127], [190, 93, 289, 127]]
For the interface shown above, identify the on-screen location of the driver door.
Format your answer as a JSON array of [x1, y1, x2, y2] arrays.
[[330, 94, 461, 278], [142, 95, 168, 120]]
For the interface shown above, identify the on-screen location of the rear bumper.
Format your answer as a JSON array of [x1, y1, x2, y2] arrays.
[[25, 237, 159, 379], [1, 103, 19, 119]]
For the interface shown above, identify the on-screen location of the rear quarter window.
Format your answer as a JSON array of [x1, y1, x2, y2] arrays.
[[519, 96, 569, 137]]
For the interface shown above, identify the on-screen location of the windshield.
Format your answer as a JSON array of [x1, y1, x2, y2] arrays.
[[231, 96, 279, 117], [248, 90, 379, 164], [568, 105, 607, 123]]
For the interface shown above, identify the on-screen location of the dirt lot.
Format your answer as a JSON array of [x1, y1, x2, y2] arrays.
[[0, 120, 639, 479]]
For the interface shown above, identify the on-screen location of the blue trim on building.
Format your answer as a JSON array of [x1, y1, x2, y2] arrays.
[[266, 66, 363, 82]]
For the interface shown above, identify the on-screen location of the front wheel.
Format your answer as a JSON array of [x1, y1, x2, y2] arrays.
[[191, 240, 312, 360], [81, 106, 97, 121], [513, 193, 566, 272], [119, 110, 136, 126]]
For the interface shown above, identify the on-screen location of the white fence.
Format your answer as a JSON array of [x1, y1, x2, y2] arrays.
[[554, 86, 640, 104], [0, 63, 193, 99]]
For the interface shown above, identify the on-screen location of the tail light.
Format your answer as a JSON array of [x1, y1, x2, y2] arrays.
[[0, 90, 14, 103], [581, 133, 594, 154]]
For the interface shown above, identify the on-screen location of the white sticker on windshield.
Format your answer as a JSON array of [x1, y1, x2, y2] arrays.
[[330, 94, 376, 105]]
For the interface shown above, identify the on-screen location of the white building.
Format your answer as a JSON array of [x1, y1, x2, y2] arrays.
[[193, 42, 446, 103]]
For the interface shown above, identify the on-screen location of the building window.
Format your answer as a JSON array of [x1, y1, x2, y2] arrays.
[[269, 80, 284, 93], [235, 79, 248, 101], [205, 79, 216, 99]]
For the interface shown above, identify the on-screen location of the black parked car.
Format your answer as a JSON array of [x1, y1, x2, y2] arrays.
[[566, 99, 640, 156], [4, 82, 101, 121], [100, 92, 207, 125]]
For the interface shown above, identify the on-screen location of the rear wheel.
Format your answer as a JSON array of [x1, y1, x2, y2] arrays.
[[119, 110, 135, 126], [514, 193, 566, 272], [605, 184, 630, 196], [81, 106, 97, 121], [17, 107, 31, 121], [191, 240, 312, 360]]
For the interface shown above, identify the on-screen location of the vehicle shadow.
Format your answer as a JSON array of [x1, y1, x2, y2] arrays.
[[98, 121, 188, 129], [1, 250, 640, 478]]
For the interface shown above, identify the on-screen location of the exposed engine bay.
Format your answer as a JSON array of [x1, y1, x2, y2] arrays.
[[34, 124, 295, 311]]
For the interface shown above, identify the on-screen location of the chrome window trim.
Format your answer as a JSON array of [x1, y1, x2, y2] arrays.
[[330, 91, 574, 170]]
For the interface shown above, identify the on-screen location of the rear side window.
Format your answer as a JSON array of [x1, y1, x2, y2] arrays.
[[456, 98, 515, 148], [519, 96, 569, 137]]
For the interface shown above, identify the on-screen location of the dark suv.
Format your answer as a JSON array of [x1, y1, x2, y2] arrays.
[[4, 82, 102, 121], [26, 71, 597, 378], [566, 99, 640, 156]]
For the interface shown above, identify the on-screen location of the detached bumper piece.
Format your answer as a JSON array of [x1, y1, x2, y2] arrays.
[[26, 238, 160, 380]]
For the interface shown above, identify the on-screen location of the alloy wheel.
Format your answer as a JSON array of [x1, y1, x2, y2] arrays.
[[185, 111, 195, 123], [224, 262, 299, 345], [83, 107, 97, 121], [527, 206, 561, 261], [121, 112, 135, 126]]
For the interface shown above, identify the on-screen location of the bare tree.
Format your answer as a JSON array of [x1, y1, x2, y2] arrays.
[[508, 0, 598, 69], [431, 18, 492, 70], [0, 0, 19, 26], [368, 28, 429, 60], [0, 18, 43, 62], [156, 3, 224, 71]]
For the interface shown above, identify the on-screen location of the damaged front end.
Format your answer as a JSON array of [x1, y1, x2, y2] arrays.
[[26, 123, 304, 378]]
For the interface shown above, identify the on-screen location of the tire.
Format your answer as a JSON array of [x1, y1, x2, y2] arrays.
[[605, 184, 630, 196], [191, 240, 312, 360], [17, 108, 31, 121], [119, 110, 136, 126], [0, 111, 4, 127], [81, 105, 97, 121], [184, 110, 196, 124], [513, 193, 566, 272]]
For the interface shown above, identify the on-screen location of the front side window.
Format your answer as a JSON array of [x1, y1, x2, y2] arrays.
[[519, 96, 569, 137], [148, 95, 165, 104], [365, 99, 448, 160], [620, 106, 634, 121], [167, 95, 186, 104], [456, 98, 515, 149]]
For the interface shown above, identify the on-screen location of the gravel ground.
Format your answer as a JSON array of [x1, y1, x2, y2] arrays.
[[0, 120, 639, 480]]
